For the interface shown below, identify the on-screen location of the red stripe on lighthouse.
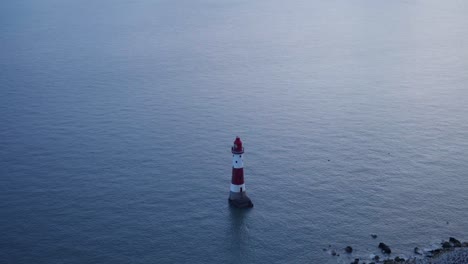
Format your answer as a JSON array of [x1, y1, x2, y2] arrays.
[[231, 168, 244, 185]]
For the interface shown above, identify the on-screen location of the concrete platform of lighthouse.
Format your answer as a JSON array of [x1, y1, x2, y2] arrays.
[[228, 193, 253, 208]]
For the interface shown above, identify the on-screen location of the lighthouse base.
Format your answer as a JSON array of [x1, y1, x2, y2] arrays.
[[228, 192, 253, 208]]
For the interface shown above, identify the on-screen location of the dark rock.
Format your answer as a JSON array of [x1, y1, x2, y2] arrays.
[[331, 250, 337, 256], [449, 237, 462, 247], [462, 242, 468, 247], [394, 256, 405, 262], [373, 255, 380, 261], [378, 242, 392, 254], [371, 234, 378, 239], [414, 247, 422, 255], [442, 241, 452, 249], [350, 258, 359, 264], [369, 262, 375, 264], [345, 246, 353, 253], [429, 248, 442, 257]]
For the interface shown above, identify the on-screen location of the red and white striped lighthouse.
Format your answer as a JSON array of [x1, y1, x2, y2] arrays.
[[229, 137, 253, 208]]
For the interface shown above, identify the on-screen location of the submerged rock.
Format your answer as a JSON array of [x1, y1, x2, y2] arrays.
[[414, 247, 423, 255], [371, 234, 378, 239], [345, 246, 353, 253], [379, 242, 392, 254]]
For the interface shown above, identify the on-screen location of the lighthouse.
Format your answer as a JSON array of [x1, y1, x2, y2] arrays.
[[229, 137, 253, 208]]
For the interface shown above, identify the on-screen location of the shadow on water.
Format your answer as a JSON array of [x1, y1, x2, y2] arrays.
[[227, 206, 253, 262]]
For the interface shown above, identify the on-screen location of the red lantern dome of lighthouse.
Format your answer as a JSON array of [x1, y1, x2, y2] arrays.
[[232, 137, 244, 154]]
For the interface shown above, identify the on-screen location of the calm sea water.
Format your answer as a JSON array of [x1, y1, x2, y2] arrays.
[[1, 0, 468, 263]]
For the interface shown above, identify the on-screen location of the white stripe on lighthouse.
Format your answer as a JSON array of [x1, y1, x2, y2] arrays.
[[230, 183, 246, 192], [232, 154, 244, 168]]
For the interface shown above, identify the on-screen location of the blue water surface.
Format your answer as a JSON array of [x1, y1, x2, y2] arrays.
[[1, 0, 468, 263]]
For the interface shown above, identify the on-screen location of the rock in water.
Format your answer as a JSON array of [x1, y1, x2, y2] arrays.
[[442, 241, 452, 249], [378, 242, 391, 254], [449, 237, 462, 247], [414, 247, 423, 255], [429, 248, 442, 257], [371, 234, 377, 239], [345, 246, 353, 253]]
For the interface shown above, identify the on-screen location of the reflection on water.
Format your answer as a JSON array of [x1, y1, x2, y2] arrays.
[[228, 207, 253, 263]]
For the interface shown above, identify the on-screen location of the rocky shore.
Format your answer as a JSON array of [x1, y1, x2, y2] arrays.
[[326, 237, 468, 264]]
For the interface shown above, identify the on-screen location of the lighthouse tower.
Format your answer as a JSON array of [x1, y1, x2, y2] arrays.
[[229, 137, 253, 208]]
